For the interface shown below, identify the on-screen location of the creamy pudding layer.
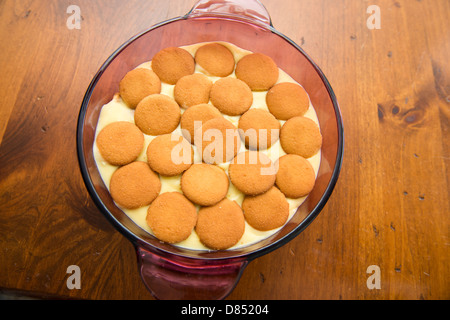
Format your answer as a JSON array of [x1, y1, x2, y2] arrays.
[[93, 42, 321, 250]]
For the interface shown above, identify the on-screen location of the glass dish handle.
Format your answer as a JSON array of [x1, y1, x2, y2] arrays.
[[186, 0, 273, 28], [137, 246, 248, 300]]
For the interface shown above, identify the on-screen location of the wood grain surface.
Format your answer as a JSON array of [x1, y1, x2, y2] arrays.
[[0, 0, 448, 300]]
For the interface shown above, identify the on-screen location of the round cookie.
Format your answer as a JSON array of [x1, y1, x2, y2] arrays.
[[151, 47, 195, 85], [238, 108, 281, 150], [235, 53, 279, 91], [96, 121, 144, 166], [266, 82, 310, 120], [280, 116, 322, 158], [109, 161, 161, 209], [174, 73, 213, 108], [209, 77, 253, 116], [147, 134, 194, 176], [180, 103, 223, 143], [194, 43, 235, 77], [242, 186, 289, 231], [196, 117, 241, 164], [228, 151, 276, 196], [119, 68, 161, 109], [196, 199, 245, 250], [134, 94, 181, 136], [275, 154, 316, 199], [146, 192, 197, 244], [181, 163, 229, 206]]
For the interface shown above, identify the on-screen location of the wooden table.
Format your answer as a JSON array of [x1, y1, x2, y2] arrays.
[[0, 0, 448, 300]]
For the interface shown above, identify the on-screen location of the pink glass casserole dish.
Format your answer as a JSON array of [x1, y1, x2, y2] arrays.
[[76, 0, 344, 300]]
